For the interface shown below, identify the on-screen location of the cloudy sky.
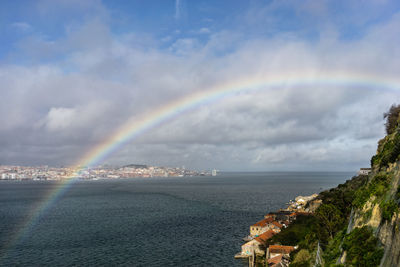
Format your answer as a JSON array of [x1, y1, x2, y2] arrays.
[[1, 0, 400, 171]]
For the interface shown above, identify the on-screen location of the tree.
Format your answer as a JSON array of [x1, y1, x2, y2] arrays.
[[384, 104, 400, 134], [315, 204, 344, 239], [292, 249, 311, 265]]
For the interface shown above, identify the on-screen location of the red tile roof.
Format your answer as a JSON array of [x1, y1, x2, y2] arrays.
[[267, 255, 282, 264], [252, 217, 274, 227], [271, 221, 283, 228], [269, 245, 295, 254], [254, 229, 276, 243]]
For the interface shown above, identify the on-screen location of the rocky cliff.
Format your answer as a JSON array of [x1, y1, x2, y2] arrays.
[[345, 105, 400, 266], [348, 163, 400, 266], [266, 105, 400, 266]]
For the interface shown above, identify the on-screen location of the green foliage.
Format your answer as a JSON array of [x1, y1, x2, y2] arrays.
[[362, 208, 373, 223], [322, 229, 346, 266], [274, 175, 369, 251], [380, 199, 398, 222], [353, 172, 392, 208], [318, 175, 368, 216], [268, 215, 317, 248], [315, 204, 344, 240], [291, 249, 311, 266], [370, 104, 400, 168], [342, 226, 383, 267], [384, 104, 400, 135], [371, 131, 400, 169], [395, 185, 400, 200]]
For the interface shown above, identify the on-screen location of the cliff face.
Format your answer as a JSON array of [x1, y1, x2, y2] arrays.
[[332, 106, 400, 266], [348, 164, 400, 267], [347, 123, 400, 267], [269, 106, 400, 266], [378, 212, 400, 267]]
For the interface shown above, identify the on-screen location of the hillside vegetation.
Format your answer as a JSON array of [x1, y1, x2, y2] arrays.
[[272, 104, 400, 266]]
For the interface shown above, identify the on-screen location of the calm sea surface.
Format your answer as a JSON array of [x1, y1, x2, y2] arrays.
[[0, 172, 354, 266]]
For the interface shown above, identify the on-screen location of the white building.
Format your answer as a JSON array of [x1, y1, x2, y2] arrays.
[[358, 168, 372, 175]]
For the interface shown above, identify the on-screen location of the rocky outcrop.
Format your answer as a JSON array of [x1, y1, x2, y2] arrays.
[[378, 213, 400, 267], [348, 164, 400, 267]]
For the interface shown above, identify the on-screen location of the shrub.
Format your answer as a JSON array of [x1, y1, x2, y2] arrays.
[[384, 104, 400, 135], [318, 174, 368, 215], [372, 131, 400, 169], [342, 226, 383, 267], [380, 199, 398, 222], [292, 249, 311, 266], [395, 185, 400, 200], [323, 229, 346, 266], [352, 173, 392, 208], [315, 203, 344, 244], [267, 215, 317, 248]]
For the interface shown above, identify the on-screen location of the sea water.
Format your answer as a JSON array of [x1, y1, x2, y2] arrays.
[[0, 172, 353, 266]]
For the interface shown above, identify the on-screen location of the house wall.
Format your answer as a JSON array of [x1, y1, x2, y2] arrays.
[[241, 240, 257, 255], [250, 226, 267, 236], [241, 240, 265, 255]]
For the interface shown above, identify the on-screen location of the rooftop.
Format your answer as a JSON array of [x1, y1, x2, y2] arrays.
[[252, 217, 274, 227], [269, 245, 295, 254], [254, 230, 275, 243]]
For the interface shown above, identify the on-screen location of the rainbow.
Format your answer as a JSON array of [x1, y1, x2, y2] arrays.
[[2, 70, 400, 259]]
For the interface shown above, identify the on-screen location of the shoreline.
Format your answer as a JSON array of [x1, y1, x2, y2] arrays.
[[235, 193, 319, 265]]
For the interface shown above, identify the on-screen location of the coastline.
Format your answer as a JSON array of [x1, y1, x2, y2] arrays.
[[235, 193, 320, 266]]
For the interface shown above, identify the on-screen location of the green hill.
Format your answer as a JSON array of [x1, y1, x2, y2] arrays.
[[270, 104, 400, 266]]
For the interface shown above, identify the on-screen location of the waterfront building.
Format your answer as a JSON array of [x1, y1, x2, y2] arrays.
[[240, 230, 276, 256], [270, 221, 283, 233], [267, 245, 296, 259], [250, 217, 274, 236]]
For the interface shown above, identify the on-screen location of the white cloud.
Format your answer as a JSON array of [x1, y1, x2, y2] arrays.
[[11, 22, 32, 32], [44, 107, 77, 131], [1, 7, 400, 170], [198, 27, 211, 34]]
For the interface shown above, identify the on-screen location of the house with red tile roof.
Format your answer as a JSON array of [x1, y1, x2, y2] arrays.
[[250, 217, 274, 236], [267, 254, 290, 267], [268, 254, 283, 265], [270, 221, 283, 233], [254, 229, 275, 243], [268, 245, 296, 258], [240, 230, 276, 256]]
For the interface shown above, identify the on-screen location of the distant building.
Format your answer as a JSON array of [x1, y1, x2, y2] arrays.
[[358, 168, 372, 175]]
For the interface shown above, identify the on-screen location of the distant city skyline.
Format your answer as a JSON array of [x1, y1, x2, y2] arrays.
[[1, 0, 400, 171], [0, 163, 211, 180]]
